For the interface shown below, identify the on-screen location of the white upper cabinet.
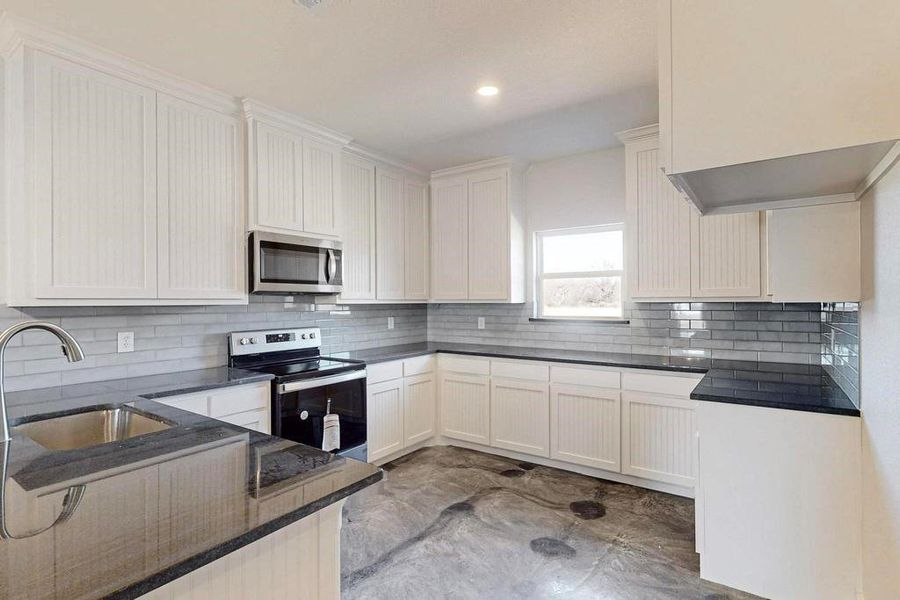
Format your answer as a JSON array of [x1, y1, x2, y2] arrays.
[[659, 0, 900, 213], [429, 158, 525, 303], [244, 100, 350, 238], [430, 176, 469, 301], [31, 52, 159, 300], [620, 126, 764, 300], [156, 94, 244, 300], [375, 167, 406, 300], [404, 178, 429, 300], [340, 154, 376, 301]]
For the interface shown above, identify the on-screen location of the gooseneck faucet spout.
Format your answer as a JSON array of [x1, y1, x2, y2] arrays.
[[0, 321, 85, 443]]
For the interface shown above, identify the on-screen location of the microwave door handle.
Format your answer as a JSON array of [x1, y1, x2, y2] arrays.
[[326, 249, 337, 283]]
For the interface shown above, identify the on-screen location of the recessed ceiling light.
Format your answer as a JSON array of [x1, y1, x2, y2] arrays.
[[477, 85, 499, 97]]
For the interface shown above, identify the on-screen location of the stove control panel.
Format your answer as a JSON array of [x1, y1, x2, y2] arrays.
[[228, 327, 321, 356]]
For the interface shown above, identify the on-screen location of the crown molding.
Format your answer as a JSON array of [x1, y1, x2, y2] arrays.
[[431, 155, 521, 179], [614, 123, 660, 144], [0, 12, 241, 115], [342, 142, 428, 178], [242, 98, 353, 147]]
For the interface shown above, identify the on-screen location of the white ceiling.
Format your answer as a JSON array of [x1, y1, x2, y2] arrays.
[[0, 0, 658, 171]]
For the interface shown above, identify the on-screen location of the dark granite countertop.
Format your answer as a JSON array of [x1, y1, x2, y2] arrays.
[[335, 342, 860, 417], [0, 372, 382, 600]]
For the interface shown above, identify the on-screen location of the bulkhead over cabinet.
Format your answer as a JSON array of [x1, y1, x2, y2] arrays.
[[3, 36, 246, 306]]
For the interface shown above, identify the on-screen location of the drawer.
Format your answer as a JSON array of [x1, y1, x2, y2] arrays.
[[491, 360, 549, 381], [216, 407, 270, 434], [403, 354, 435, 377], [156, 393, 209, 416], [208, 383, 269, 418], [622, 371, 703, 397], [438, 354, 490, 376], [550, 365, 620, 389], [366, 360, 404, 384]]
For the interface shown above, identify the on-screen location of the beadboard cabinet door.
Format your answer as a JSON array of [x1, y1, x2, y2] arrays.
[[156, 94, 245, 300], [550, 383, 621, 472], [253, 122, 304, 233], [403, 373, 436, 446], [621, 392, 697, 487], [302, 139, 341, 237], [691, 211, 762, 297], [32, 51, 159, 299], [404, 179, 429, 300], [340, 155, 376, 300], [375, 167, 406, 300], [367, 379, 405, 462], [467, 169, 510, 300], [439, 372, 490, 444], [490, 377, 550, 457], [623, 132, 692, 298], [430, 177, 469, 300]]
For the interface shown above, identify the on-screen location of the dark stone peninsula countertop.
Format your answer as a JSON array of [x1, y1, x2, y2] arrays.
[[0, 368, 382, 600], [336, 342, 860, 417]]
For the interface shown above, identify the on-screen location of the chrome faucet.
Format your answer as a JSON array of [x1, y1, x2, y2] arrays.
[[0, 321, 85, 443]]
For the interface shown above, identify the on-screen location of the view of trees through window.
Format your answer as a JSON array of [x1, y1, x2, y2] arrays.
[[536, 226, 624, 319]]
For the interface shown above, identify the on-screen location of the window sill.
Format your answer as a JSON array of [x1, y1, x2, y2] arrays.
[[528, 318, 630, 325]]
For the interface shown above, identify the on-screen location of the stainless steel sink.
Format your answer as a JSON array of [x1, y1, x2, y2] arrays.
[[14, 406, 174, 451]]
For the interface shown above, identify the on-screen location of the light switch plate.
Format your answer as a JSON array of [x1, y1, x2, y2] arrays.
[[388, 317, 395, 330], [478, 317, 485, 329], [117, 331, 134, 353]]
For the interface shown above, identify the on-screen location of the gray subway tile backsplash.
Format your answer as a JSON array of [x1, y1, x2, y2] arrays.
[[821, 302, 860, 404]]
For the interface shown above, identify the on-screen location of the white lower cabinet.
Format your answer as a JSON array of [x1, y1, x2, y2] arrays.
[[490, 377, 550, 457], [439, 372, 491, 445], [152, 382, 271, 435], [403, 373, 436, 446], [366, 379, 405, 462], [621, 392, 697, 487], [550, 383, 621, 471]]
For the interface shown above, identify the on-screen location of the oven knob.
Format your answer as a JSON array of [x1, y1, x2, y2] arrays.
[[309, 332, 316, 339], [300, 410, 309, 421], [250, 337, 260, 344], [301, 333, 308, 340], [239, 337, 250, 346]]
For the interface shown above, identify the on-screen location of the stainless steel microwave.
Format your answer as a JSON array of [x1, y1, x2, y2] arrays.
[[249, 231, 343, 295]]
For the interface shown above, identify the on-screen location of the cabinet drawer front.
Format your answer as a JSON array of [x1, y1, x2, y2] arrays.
[[208, 383, 270, 418], [550, 365, 620, 388], [439, 355, 490, 376], [403, 355, 435, 377], [622, 371, 702, 397], [216, 407, 270, 434], [491, 360, 549, 381], [366, 360, 404, 384], [156, 393, 209, 415]]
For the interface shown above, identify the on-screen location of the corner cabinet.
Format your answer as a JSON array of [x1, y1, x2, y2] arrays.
[[5, 42, 247, 306], [430, 158, 525, 302], [619, 125, 765, 301], [339, 149, 429, 304], [244, 100, 349, 239]]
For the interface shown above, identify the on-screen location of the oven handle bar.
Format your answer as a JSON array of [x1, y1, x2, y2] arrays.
[[277, 369, 367, 394]]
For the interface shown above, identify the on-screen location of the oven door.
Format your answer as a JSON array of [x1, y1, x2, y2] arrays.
[[249, 231, 343, 295], [274, 370, 367, 459]]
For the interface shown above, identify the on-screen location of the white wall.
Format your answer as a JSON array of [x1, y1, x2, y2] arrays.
[[859, 159, 900, 599], [523, 147, 625, 298]]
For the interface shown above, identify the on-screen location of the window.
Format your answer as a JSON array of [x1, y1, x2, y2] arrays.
[[535, 224, 624, 320]]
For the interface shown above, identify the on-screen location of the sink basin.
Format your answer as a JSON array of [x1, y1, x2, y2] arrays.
[[14, 406, 174, 451]]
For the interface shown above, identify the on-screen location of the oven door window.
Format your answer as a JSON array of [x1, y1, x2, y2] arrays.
[[278, 378, 366, 452], [259, 240, 325, 285]]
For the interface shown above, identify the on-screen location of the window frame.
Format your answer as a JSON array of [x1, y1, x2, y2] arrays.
[[534, 223, 626, 321]]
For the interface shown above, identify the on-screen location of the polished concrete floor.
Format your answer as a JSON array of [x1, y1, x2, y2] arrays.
[[341, 446, 758, 599]]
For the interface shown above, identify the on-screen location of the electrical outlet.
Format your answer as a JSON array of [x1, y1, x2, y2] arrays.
[[117, 331, 135, 353], [478, 317, 485, 330], [388, 316, 395, 330]]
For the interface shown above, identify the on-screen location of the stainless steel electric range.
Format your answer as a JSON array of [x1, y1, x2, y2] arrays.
[[228, 327, 368, 462]]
